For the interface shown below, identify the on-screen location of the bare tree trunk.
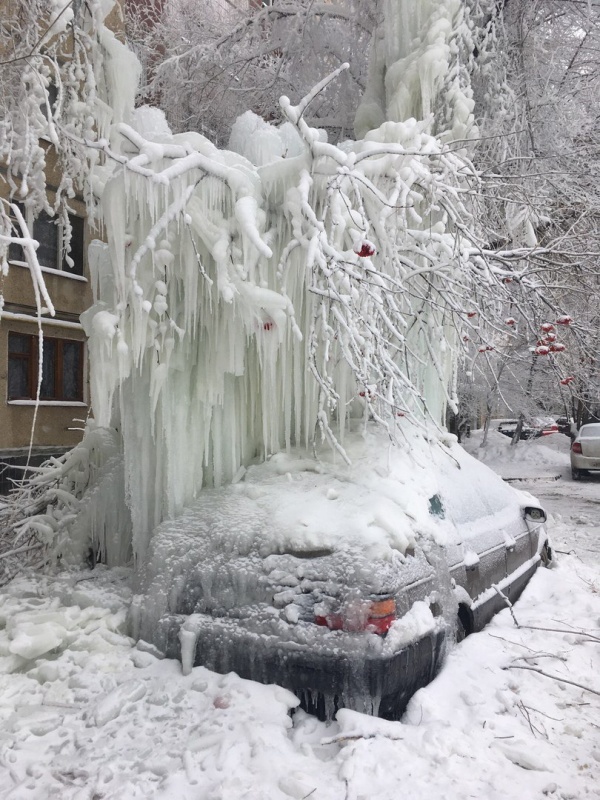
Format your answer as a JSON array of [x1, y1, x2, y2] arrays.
[[511, 413, 524, 445]]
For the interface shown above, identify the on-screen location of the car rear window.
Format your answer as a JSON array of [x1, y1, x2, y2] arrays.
[[579, 425, 600, 437]]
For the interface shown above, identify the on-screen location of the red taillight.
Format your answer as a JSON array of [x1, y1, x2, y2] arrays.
[[314, 613, 344, 630], [542, 425, 558, 435], [366, 598, 397, 634], [315, 598, 396, 636], [572, 442, 582, 454]]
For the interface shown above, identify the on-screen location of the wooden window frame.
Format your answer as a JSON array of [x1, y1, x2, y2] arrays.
[[7, 332, 84, 402]]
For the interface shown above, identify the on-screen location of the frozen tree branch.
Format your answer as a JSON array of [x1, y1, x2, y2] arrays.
[[504, 665, 600, 697]]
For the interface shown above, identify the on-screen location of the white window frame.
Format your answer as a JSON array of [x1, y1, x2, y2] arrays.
[[8, 204, 87, 282]]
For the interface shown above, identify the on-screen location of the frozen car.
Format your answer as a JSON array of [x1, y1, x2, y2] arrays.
[[555, 416, 574, 437], [496, 419, 539, 440], [497, 418, 557, 440], [132, 426, 551, 721], [570, 423, 600, 479]]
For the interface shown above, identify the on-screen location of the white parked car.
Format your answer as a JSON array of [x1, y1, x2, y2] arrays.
[[570, 423, 600, 479]]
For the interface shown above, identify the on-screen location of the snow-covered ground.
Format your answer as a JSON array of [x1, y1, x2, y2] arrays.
[[1, 433, 599, 800]]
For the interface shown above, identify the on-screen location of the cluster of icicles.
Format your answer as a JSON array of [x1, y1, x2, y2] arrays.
[[79, 62, 482, 565]]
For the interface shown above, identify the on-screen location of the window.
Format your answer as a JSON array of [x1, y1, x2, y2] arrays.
[[8, 204, 85, 277], [8, 332, 84, 402], [40, 82, 59, 125]]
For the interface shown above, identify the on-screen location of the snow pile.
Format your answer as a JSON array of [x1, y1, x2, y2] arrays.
[[383, 600, 436, 652], [463, 429, 571, 479], [0, 510, 598, 799]]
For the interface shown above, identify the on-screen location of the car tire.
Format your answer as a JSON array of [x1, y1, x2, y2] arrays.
[[456, 605, 472, 643], [571, 467, 583, 480], [540, 541, 552, 568]]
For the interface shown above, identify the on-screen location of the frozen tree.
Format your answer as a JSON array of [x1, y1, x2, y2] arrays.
[[461, 0, 600, 426], [1, 0, 498, 573], [1, 0, 597, 581], [126, 0, 377, 145], [0, 0, 143, 582], [0, 0, 140, 314]]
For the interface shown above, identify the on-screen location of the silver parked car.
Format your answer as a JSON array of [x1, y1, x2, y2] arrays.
[[571, 423, 600, 479], [133, 428, 551, 721]]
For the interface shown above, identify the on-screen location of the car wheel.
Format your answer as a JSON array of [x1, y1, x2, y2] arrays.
[[540, 541, 552, 568], [456, 605, 472, 643], [571, 467, 582, 480]]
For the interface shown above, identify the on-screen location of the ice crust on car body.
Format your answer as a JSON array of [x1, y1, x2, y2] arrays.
[[131, 424, 549, 720]]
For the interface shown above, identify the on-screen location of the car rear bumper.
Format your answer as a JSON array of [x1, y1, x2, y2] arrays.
[[155, 612, 448, 720], [571, 454, 600, 471]]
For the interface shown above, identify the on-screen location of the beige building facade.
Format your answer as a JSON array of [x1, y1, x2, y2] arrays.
[[0, 1, 128, 490], [0, 154, 92, 489]]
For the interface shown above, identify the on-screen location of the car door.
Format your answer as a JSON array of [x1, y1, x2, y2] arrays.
[[461, 525, 507, 602], [504, 517, 534, 583]]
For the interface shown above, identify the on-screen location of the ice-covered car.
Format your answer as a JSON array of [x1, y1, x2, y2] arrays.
[[532, 417, 559, 436], [496, 419, 539, 440], [570, 423, 600, 479], [132, 426, 551, 721], [555, 416, 574, 437], [497, 418, 557, 440]]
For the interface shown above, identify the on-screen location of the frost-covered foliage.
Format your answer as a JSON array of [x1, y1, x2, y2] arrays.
[[0, 0, 140, 316], [3, 1, 502, 571], [126, 0, 377, 147], [81, 69, 489, 565], [0, 0, 97, 213], [0, 427, 129, 585], [453, 0, 600, 426]]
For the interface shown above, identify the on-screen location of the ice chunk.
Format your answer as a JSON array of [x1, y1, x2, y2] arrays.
[[9, 621, 67, 660], [383, 601, 436, 653], [90, 679, 147, 726]]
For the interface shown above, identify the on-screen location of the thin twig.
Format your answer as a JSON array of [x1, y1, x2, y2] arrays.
[[320, 733, 403, 746], [0, 542, 44, 561], [520, 624, 600, 644], [492, 584, 520, 627], [504, 665, 600, 697], [487, 632, 538, 652], [516, 700, 547, 739], [513, 652, 568, 664]]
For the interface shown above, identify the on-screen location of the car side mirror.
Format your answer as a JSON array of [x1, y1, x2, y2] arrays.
[[524, 506, 546, 523]]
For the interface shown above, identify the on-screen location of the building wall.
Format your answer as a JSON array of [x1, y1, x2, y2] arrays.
[[0, 0, 129, 457], [0, 322, 89, 450], [0, 155, 93, 452]]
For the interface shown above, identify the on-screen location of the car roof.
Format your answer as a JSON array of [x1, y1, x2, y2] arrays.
[[147, 423, 529, 568]]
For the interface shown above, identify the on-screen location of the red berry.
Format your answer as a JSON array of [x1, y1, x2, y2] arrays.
[[354, 240, 376, 258]]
